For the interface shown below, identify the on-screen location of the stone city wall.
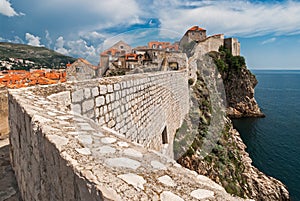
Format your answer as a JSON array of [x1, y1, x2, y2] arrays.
[[70, 71, 189, 156], [8, 90, 102, 201], [8, 74, 245, 201]]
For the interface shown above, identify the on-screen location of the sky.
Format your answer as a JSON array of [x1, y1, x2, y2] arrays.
[[1, 0, 300, 69]]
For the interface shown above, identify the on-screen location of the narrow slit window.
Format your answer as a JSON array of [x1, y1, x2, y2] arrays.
[[162, 127, 168, 144]]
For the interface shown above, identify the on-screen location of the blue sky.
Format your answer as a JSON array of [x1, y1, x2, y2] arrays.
[[1, 0, 300, 69]]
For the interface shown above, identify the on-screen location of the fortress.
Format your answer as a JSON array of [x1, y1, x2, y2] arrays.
[[6, 26, 257, 200]]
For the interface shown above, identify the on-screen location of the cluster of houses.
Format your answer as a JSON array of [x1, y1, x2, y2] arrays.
[[0, 58, 35, 71], [66, 26, 241, 81]]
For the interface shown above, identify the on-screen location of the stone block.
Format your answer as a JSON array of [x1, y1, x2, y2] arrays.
[[72, 89, 84, 103], [107, 85, 113, 93], [113, 83, 120, 91], [105, 95, 110, 104], [92, 87, 99, 97], [99, 85, 107, 95], [82, 99, 94, 113], [95, 96, 105, 107], [47, 91, 71, 107], [84, 88, 91, 99]]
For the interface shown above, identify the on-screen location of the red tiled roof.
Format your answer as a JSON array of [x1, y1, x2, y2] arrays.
[[125, 53, 138, 60], [188, 26, 206, 31]]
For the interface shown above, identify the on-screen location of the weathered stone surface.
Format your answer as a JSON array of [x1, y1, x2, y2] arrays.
[[123, 148, 143, 158], [97, 145, 116, 154], [72, 89, 84, 102], [160, 191, 184, 201], [117, 141, 129, 147], [151, 160, 167, 170], [47, 91, 71, 107], [75, 148, 91, 155], [117, 173, 146, 191], [84, 88, 91, 99], [99, 85, 107, 95], [92, 87, 99, 97], [105, 157, 141, 170], [92, 132, 104, 137], [95, 96, 105, 107], [82, 99, 94, 113], [157, 175, 176, 187], [101, 137, 117, 144], [77, 135, 93, 145], [190, 189, 214, 199], [47, 135, 69, 150]]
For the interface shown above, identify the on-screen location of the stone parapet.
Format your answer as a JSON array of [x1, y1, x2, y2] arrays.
[[69, 71, 189, 156]]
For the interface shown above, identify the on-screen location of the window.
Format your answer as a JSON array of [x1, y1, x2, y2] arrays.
[[120, 45, 124, 49], [152, 44, 156, 49], [162, 126, 168, 144], [158, 45, 162, 49], [76, 67, 81, 73]]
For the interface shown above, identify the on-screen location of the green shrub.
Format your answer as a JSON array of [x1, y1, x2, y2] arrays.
[[214, 46, 246, 72]]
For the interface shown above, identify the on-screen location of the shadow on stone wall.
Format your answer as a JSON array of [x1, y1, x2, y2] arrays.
[[0, 139, 22, 201]]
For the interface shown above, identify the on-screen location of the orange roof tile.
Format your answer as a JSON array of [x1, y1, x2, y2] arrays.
[[188, 25, 206, 31]]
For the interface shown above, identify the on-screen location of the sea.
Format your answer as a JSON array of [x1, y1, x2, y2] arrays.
[[233, 70, 300, 201]]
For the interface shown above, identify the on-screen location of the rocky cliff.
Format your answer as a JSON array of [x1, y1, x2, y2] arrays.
[[175, 53, 290, 200], [209, 48, 265, 118], [222, 67, 265, 118]]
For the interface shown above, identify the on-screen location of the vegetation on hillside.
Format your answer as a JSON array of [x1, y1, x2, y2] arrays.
[[0, 42, 76, 69], [210, 46, 246, 73]]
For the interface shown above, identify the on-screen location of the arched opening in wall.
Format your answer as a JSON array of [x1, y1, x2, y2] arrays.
[[162, 126, 168, 144]]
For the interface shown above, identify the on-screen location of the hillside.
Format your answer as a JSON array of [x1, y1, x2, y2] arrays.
[[0, 42, 76, 69]]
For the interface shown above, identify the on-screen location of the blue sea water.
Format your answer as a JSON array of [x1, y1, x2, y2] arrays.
[[233, 70, 300, 201]]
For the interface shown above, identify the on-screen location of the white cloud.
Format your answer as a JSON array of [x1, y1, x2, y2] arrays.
[[44, 0, 141, 31], [45, 30, 52, 48], [0, 0, 22, 17], [262, 37, 276, 45], [54, 36, 99, 65], [80, 31, 105, 41], [54, 36, 69, 55], [67, 39, 98, 63], [156, 0, 300, 37], [25, 33, 44, 47]]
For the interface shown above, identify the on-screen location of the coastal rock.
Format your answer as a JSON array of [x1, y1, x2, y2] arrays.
[[220, 61, 265, 118]]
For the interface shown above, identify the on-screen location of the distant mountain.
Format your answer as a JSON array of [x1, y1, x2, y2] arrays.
[[0, 42, 76, 68]]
